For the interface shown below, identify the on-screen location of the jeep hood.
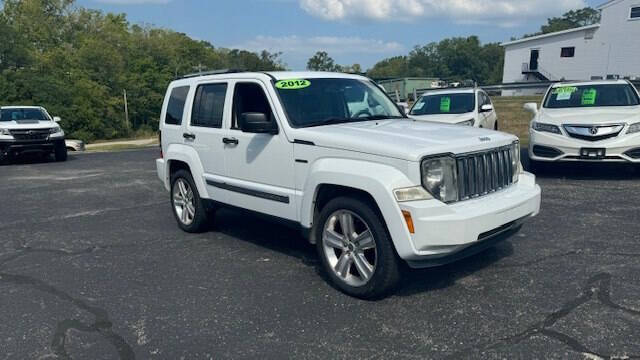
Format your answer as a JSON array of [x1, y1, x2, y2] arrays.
[[293, 119, 516, 162], [539, 106, 640, 125], [408, 112, 474, 124]]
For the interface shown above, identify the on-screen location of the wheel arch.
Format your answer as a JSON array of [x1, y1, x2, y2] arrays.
[[301, 158, 415, 258], [164, 144, 209, 199]]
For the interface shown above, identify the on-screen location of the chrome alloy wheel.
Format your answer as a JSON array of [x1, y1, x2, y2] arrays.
[[322, 210, 377, 287], [173, 178, 196, 226]]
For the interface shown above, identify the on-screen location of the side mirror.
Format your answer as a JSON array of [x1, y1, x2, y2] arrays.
[[523, 103, 538, 114], [53, 116, 61, 123], [480, 104, 494, 113], [239, 113, 278, 134]]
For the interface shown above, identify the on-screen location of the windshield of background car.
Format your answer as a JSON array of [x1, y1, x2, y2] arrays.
[[544, 84, 640, 108], [274, 78, 403, 127], [410, 93, 475, 115], [0, 108, 49, 121]]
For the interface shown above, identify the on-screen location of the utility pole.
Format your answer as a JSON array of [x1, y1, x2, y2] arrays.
[[123, 89, 130, 131]]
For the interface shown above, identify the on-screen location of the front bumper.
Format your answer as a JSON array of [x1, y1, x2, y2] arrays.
[[0, 138, 64, 157], [396, 172, 541, 264], [529, 129, 640, 163]]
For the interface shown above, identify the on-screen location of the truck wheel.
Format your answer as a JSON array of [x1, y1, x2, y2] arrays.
[[315, 196, 401, 299], [170, 170, 211, 233], [54, 143, 68, 162]]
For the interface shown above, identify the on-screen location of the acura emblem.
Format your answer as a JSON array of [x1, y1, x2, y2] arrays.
[[589, 127, 598, 136]]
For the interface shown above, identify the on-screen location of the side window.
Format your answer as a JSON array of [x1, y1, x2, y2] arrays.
[[165, 86, 190, 126], [191, 83, 227, 128], [232, 82, 275, 129]]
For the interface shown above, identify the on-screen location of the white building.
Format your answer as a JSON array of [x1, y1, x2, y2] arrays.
[[501, 0, 640, 94]]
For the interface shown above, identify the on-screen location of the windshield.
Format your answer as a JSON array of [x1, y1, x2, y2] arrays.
[[544, 84, 640, 108], [0, 108, 49, 121], [275, 78, 403, 128], [410, 93, 475, 115]]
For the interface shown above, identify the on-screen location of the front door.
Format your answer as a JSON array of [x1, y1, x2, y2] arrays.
[[529, 49, 540, 71], [222, 80, 296, 220]]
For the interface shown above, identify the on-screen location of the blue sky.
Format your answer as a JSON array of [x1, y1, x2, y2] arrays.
[[78, 0, 603, 70]]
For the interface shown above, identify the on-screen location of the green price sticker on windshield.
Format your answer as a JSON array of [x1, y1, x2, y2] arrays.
[[275, 79, 311, 90], [440, 97, 451, 112], [582, 88, 597, 105]]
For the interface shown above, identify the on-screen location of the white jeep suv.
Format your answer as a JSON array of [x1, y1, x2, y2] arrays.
[[156, 71, 541, 299], [0, 106, 67, 162], [525, 80, 640, 165], [408, 88, 499, 129]]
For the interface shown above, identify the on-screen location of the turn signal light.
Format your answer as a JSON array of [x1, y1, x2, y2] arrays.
[[402, 210, 415, 234]]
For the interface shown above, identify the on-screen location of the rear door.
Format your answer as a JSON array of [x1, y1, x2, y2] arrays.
[[184, 81, 231, 202]]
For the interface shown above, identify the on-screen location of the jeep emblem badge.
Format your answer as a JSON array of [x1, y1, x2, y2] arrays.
[[479, 137, 491, 142]]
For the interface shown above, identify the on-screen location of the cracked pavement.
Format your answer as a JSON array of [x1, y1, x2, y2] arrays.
[[1, 149, 639, 359]]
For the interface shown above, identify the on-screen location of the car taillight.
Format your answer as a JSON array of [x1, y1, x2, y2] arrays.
[[158, 130, 163, 158]]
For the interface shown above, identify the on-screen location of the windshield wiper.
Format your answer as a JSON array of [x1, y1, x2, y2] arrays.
[[357, 115, 406, 120], [302, 117, 366, 128]]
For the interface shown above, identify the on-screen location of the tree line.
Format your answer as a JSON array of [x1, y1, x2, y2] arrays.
[[0, 0, 284, 142], [0, 0, 599, 142]]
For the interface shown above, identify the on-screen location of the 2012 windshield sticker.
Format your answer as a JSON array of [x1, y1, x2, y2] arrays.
[[440, 97, 451, 112], [582, 89, 597, 105], [276, 79, 311, 90]]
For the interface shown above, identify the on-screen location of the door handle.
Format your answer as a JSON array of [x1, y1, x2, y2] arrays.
[[183, 133, 196, 140], [223, 137, 239, 145]]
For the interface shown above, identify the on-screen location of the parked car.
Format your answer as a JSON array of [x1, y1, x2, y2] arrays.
[[525, 80, 640, 167], [408, 88, 499, 129], [156, 71, 541, 299], [65, 139, 86, 152], [0, 106, 67, 162]]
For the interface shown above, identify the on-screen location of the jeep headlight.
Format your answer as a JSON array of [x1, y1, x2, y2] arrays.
[[421, 156, 458, 203], [457, 119, 475, 127], [628, 123, 640, 134], [532, 121, 561, 134], [510, 141, 521, 183]]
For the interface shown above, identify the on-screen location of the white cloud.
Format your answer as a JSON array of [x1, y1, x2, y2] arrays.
[[233, 35, 404, 55], [299, 0, 588, 26]]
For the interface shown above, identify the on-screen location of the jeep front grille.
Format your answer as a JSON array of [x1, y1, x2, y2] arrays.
[[10, 129, 50, 141], [456, 147, 514, 201]]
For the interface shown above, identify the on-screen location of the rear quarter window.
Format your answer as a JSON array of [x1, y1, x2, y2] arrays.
[[165, 86, 190, 126]]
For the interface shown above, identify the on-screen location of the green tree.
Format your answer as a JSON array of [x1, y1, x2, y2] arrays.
[[306, 51, 342, 72], [524, 7, 601, 37], [367, 56, 410, 79]]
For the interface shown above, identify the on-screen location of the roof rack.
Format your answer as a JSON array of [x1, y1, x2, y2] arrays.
[[180, 69, 245, 79]]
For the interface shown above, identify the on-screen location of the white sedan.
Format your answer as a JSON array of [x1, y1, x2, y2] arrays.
[[408, 88, 499, 129], [525, 80, 640, 166]]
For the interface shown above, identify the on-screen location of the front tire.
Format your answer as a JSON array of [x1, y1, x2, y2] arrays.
[[315, 196, 401, 299], [170, 170, 212, 233]]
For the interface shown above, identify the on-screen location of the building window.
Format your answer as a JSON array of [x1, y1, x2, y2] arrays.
[[561, 47, 575, 58], [631, 6, 640, 19]]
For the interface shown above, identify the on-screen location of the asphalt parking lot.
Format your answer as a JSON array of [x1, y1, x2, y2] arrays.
[[1, 148, 639, 359]]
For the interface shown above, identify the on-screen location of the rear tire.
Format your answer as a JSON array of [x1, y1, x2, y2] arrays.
[[170, 169, 212, 233], [54, 143, 68, 162], [315, 196, 401, 300]]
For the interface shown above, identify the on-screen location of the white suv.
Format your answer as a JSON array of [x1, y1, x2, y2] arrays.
[[0, 106, 67, 162], [156, 71, 541, 299], [525, 80, 640, 166], [408, 88, 499, 129]]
